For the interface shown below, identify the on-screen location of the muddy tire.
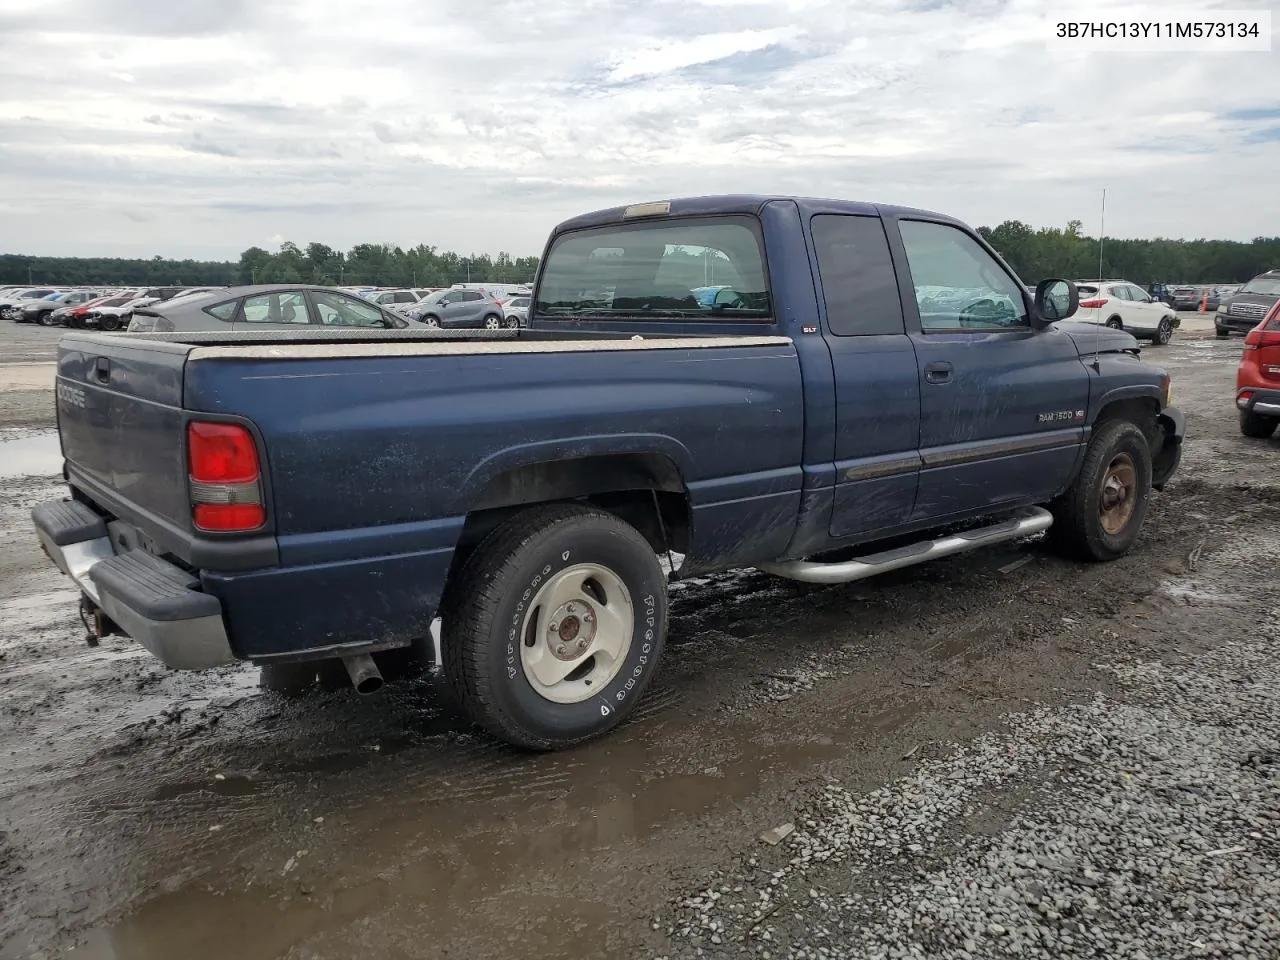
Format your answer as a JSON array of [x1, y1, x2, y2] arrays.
[[1048, 419, 1153, 562], [259, 662, 317, 696], [441, 504, 667, 750], [1240, 410, 1279, 439]]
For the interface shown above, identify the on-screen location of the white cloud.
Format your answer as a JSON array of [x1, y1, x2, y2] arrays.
[[0, 0, 1276, 260]]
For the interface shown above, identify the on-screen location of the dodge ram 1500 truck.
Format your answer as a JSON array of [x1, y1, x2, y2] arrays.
[[33, 195, 1184, 750]]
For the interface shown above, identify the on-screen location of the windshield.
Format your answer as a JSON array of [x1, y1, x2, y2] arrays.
[[1240, 277, 1280, 296], [535, 215, 771, 321]]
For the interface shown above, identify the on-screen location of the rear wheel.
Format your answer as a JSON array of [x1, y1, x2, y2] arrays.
[[1240, 410, 1279, 439], [441, 504, 668, 750], [1048, 419, 1153, 562], [99, 315, 120, 332], [483, 314, 501, 330], [1152, 317, 1173, 345], [1105, 317, 1123, 330]]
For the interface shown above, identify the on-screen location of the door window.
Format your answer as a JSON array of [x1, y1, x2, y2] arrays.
[[1108, 285, 1133, 301], [811, 214, 904, 336], [898, 220, 1028, 331], [311, 290, 388, 326], [1125, 284, 1150, 303], [462, 291, 484, 302], [241, 291, 309, 324]]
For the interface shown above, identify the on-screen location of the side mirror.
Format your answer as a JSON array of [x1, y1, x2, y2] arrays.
[[1033, 278, 1078, 325]]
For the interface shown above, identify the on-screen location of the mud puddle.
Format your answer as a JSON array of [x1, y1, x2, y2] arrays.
[[0, 430, 60, 478]]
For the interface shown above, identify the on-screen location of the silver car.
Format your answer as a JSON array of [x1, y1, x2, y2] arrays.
[[503, 295, 530, 327], [406, 289, 511, 329], [126, 284, 424, 332]]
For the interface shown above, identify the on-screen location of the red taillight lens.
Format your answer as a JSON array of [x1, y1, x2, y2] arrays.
[[187, 421, 264, 532], [1244, 329, 1280, 349], [188, 422, 260, 483], [1079, 298, 1107, 309], [192, 503, 266, 531]]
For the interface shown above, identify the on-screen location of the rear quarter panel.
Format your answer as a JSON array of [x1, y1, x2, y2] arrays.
[[184, 340, 805, 655]]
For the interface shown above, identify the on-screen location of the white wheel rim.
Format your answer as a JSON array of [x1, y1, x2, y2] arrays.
[[425, 318, 438, 328], [519, 562, 633, 704], [485, 317, 499, 329]]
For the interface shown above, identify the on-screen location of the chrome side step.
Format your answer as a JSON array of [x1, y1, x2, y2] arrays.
[[758, 507, 1053, 585]]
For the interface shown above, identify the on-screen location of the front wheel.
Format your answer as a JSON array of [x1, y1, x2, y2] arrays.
[[1048, 419, 1153, 562], [503, 315, 520, 329], [441, 504, 668, 750], [1152, 317, 1173, 345], [37, 312, 54, 327], [421, 315, 440, 328], [1216, 328, 1230, 339], [1240, 410, 1279, 439]]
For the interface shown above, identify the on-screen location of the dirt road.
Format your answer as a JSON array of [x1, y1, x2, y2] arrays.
[[1, 324, 1276, 960]]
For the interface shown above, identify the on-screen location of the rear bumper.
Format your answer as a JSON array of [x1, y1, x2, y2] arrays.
[[1237, 387, 1280, 416], [32, 498, 235, 670]]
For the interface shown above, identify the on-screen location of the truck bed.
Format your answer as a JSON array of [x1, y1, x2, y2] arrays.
[[53, 327, 803, 660]]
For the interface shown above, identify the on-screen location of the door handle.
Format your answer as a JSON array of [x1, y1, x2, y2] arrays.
[[94, 357, 111, 384], [925, 361, 953, 384]]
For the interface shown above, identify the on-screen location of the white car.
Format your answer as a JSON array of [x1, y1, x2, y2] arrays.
[[504, 295, 530, 327], [364, 289, 425, 314], [1072, 279, 1179, 345]]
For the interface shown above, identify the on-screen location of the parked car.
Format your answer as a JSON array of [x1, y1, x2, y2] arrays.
[[1235, 301, 1280, 439], [1167, 285, 1205, 311], [20, 290, 102, 326], [32, 194, 1184, 751], [1071, 279, 1179, 344], [126, 285, 422, 332], [0, 288, 60, 320], [54, 292, 134, 328], [363, 289, 423, 312], [503, 295, 530, 327], [87, 287, 189, 331], [1216, 270, 1280, 338], [406, 288, 510, 328]]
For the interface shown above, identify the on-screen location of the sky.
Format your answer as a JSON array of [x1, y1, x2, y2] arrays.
[[0, 0, 1276, 261]]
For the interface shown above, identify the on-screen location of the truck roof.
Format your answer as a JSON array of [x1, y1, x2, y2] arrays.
[[550, 195, 970, 235]]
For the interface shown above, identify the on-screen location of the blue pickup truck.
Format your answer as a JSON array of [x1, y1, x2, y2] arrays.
[[33, 195, 1184, 750]]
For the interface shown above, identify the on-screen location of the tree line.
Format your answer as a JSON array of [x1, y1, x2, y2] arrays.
[[4, 225, 1278, 289], [978, 221, 1280, 286]]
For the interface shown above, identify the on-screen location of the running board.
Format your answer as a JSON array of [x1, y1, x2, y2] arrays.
[[757, 507, 1053, 585]]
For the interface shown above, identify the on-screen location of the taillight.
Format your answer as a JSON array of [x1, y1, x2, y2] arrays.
[[1079, 298, 1108, 309], [187, 421, 265, 532], [1244, 327, 1280, 349]]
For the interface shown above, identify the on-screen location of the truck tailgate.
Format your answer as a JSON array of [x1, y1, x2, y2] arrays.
[[57, 334, 194, 539]]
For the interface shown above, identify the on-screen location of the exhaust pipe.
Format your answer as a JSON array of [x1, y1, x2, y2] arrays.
[[342, 654, 385, 695]]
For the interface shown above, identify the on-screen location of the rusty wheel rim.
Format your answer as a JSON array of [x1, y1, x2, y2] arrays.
[[1099, 453, 1137, 535]]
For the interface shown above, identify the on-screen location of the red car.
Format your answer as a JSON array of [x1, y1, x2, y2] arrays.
[[1236, 300, 1280, 438]]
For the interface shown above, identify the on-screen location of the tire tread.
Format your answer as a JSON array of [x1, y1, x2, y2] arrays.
[[440, 503, 659, 750]]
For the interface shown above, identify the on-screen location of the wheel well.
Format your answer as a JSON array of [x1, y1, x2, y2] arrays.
[[1106, 315, 1123, 327], [1095, 397, 1160, 448], [452, 454, 693, 560]]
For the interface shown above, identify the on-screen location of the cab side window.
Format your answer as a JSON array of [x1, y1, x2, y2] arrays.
[[898, 220, 1028, 331], [811, 214, 904, 336]]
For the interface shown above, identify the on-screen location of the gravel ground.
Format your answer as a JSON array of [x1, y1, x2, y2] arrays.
[[654, 405, 1280, 959]]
